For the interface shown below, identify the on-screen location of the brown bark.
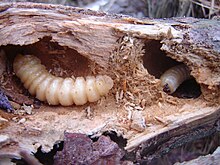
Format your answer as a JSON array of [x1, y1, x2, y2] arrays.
[[0, 2, 219, 163]]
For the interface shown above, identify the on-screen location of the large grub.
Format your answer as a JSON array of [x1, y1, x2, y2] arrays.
[[0, 2, 219, 163]]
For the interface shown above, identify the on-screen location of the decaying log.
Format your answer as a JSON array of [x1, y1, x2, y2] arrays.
[[0, 2, 219, 164], [175, 146, 220, 165]]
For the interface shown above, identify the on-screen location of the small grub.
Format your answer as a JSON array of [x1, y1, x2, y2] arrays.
[[160, 64, 191, 94], [14, 54, 113, 106]]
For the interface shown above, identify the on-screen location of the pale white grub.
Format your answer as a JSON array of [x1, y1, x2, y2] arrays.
[[160, 64, 191, 94], [13, 54, 114, 106]]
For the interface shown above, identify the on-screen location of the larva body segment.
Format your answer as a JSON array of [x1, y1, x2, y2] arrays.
[[85, 76, 101, 102], [160, 64, 191, 94], [13, 54, 114, 106], [58, 78, 75, 106], [72, 77, 87, 105]]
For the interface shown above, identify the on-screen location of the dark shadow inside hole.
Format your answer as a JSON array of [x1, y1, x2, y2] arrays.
[[102, 131, 127, 148], [89, 131, 127, 148], [12, 141, 63, 165], [143, 40, 201, 99], [172, 78, 202, 99], [143, 40, 180, 79], [1, 36, 92, 78], [12, 132, 127, 165]]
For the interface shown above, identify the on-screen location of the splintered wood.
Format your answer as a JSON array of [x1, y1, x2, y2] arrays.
[[0, 3, 219, 163]]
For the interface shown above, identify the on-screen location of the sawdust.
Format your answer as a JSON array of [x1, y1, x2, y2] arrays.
[[0, 36, 218, 157]]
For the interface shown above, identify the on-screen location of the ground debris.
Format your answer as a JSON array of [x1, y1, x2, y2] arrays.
[[13, 104, 34, 115], [54, 132, 125, 165], [3, 88, 34, 106], [110, 35, 162, 110]]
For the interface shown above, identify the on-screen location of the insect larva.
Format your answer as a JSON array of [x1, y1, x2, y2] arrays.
[[13, 54, 114, 106], [160, 64, 191, 94]]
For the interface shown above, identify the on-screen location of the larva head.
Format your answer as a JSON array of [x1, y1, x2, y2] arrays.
[[96, 75, 114, 96], [163, 83, 171, 93], [160, 77, 177, 94]]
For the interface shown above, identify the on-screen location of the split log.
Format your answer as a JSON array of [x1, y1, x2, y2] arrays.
[[0, 2, 219, 164], [175, 146, 220, 165]]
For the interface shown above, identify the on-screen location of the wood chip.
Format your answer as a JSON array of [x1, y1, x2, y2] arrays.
[[154, 116, 169, 126], [130, 110, 146, 132]]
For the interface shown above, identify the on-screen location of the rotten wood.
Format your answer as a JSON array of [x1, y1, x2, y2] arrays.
[[175, 146, 220, 165], [0, 2, 219, 164]]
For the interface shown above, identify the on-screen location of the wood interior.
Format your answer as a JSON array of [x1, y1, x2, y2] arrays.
[[3, 37, 92, 78], [143, 40, 201, 99], [0, 2, 219, 163]]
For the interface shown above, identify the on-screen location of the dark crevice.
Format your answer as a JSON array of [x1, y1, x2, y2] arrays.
[[34, 141, 64, 165], [13, 131, 127, 165], [143, 40, 201, 99], [12, 141, 63, 165], [172, 78, 202, 99], [12, 129, 220, 165], [90, 131, 128, 149], [143, 40, 180, 79], [102, 131, 127, 148]]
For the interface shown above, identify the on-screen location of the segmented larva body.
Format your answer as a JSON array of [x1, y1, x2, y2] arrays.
[[13, 54, 114, 106], [160, 64, 191, 94]]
